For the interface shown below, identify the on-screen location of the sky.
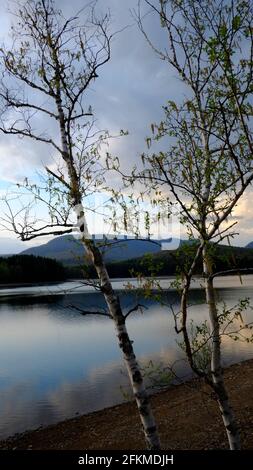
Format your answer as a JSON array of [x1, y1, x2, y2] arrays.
[[0, 0, 252, 253]]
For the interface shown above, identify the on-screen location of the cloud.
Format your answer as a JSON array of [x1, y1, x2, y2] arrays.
[[0, 137, 51, 182], [0, 0, 179, 182], [230, 189, 253, 246], [0, 0, 252, 246]]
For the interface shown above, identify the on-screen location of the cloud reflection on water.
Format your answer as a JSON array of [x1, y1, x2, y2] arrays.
[[0, 279, 253, 438]]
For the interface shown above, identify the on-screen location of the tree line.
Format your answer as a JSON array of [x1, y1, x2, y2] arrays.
[[1, 243, 253, 283], [68, 243, 253, 279], [0, 255, 66, 284]]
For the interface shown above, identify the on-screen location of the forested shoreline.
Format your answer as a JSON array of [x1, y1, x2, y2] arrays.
[[1, 244, 253, 284], [0, 255, 66, 284]]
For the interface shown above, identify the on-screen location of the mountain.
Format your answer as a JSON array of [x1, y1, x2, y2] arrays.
[[104, 243, 253, 278], [20, 235, 179, 265], [246, 241, 253, 249]]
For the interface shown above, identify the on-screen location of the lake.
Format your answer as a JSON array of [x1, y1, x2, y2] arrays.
[[0, 275, 253, 439]]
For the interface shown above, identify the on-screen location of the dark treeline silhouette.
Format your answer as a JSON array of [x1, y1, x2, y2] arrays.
[[67, 244, 253, 279], [0, 255, 66, 284], [1, 245, 252, 284]]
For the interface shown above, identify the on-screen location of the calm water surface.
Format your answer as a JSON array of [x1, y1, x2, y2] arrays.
[[0, 276, 252, 439]]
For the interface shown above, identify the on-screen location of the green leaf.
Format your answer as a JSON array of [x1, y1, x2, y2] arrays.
[[232, 15, 241, 30], [220, 23, 227, 38]]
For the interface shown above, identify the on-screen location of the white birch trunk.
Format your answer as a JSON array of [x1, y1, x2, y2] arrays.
[[75, 204, 160, 449], [55, 92, 160, 449], [203, 245, 240, 450]]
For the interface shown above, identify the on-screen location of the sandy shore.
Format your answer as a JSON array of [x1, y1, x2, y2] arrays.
[[0, 359, 253, 450]]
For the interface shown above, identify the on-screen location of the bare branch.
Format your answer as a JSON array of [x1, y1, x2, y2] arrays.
[[124, 303, 147, 320]]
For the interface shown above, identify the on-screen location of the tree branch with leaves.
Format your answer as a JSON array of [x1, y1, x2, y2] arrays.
[[131, 0, 253, 449], [0, 0, 160, 449]]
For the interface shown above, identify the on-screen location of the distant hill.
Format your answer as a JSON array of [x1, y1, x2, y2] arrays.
[[21, 235, 180, 265], [67, 242, 253, 279], [246, 241, 253, 249], [105, 243, 253, 278], [3, 239, 252, 281], [20, 235, 253, 272]]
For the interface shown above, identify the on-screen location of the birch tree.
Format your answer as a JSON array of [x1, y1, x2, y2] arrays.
[[134, 0, 253, 449], [0, 0, 160, 449]]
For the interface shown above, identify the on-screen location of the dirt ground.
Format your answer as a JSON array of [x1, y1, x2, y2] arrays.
[[1, 359, 253, 450]]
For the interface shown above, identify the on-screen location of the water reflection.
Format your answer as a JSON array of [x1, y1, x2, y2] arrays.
[[0, 277, 252, 438]]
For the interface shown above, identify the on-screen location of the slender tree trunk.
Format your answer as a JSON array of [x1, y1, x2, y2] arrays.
[[54, 83, 160, 448], [203, 245, 240, 450], [75, 205, 160, 449]]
